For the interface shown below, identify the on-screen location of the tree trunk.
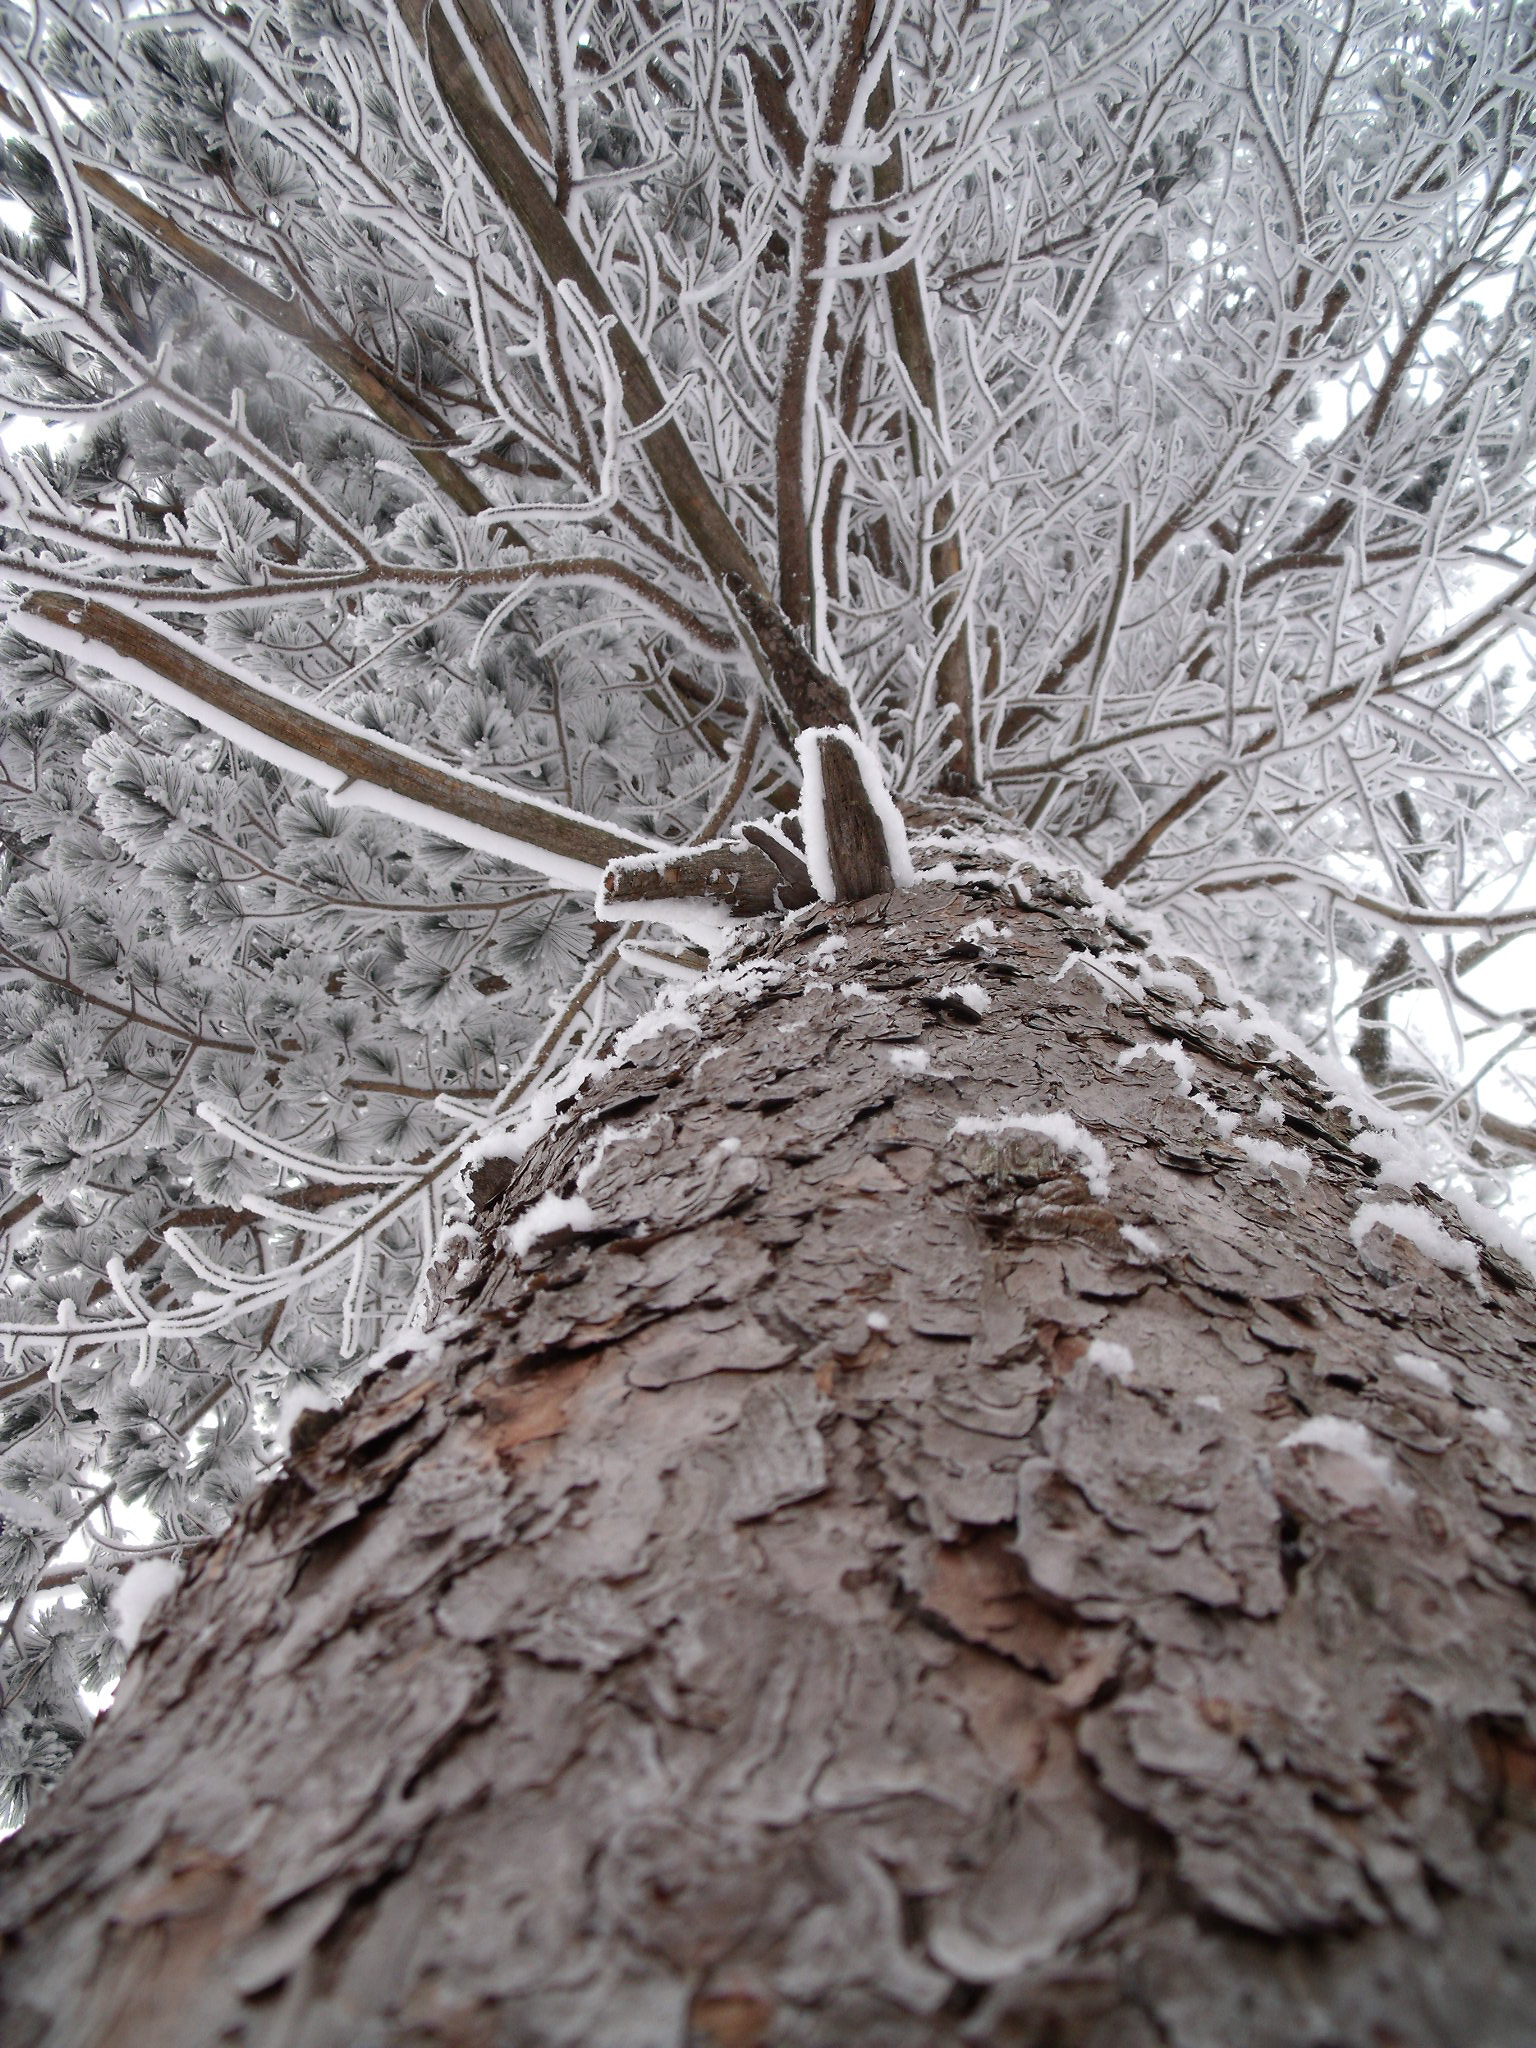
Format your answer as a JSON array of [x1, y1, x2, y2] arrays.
[[4, 858, 1536, 2048]]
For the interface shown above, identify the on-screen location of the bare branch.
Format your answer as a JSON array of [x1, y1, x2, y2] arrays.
[[869, 54, 977, 793]]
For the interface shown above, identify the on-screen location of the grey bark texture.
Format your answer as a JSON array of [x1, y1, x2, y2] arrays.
[[4, 855, 1536, 2048]]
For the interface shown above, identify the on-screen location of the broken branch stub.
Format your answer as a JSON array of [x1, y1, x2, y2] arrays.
[[602, 729, 906, 917], [602, 827, 814, 918], [602, 815, 819, 921], [738, 820, 817, 906], [807, 728, 900, 901]]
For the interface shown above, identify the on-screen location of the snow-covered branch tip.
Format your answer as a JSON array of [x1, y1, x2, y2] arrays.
[[600, 727, 913, 916]]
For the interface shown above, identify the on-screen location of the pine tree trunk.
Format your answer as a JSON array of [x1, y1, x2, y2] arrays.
[[4, 861, 1536, 2048]]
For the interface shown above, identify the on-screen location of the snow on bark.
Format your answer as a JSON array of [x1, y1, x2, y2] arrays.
[[8, 862, 1536, 2047], [456, 1087, 569, 1186], [503, 1189, 596, 1259], [935, 978, 992, 1016], [1352, 1199, 1483, 1287], [951, 1107, 1112, 1198], [1119, 1039, 1308, 1179], [1393, 1349, 1454, 1394], [1472, 1404, 1515, 1439], [1279, 1414, 1410, 1501], [106, 1557, 180, 1657], [888, 1044, 929, 1074], [1085, 1335, 1136, 1381]]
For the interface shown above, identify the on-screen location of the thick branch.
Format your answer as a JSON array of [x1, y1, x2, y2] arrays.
[[602, 824, 814, 918], [77, 166, 492, 519], [811, 729, 899, 900], [21, 594, 657, 890], [413, 0, 754, 588], [773, 0, 879, 632], [869, 58, 977, 794], [410, 0, 856, 736], [1475, 1111, 1536, 1161], [723, 573, 864, 732], [1351, 935, 1416, 1087]]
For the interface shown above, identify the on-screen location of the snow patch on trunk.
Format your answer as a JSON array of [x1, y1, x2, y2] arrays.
[[457, 1083, 567, 1191], [504, 1192, 597, 1259], [110, 1556, 181, 1655], [577, 1114, 662, 1191], [1472, 1405, 1514, 1439], [273, 1381, 337, 1456], [1393, 1350, 1453, 1394], [1119, 1039, 1196, 1093], [1233, 1133, 1311, 1179], [889, 1046, 930, 1074], [1140, 966, 1204, 1006], [1087, 1337, 1136, 1381], [611, 1007, 702, 1058], [1351, 1200, 1481, 1286], [1281, 1416, 1409, 1499], [952, 1110, 1110, 1198], [1119, 1041, 1308, 1177], [937, 980, 992, 1016]]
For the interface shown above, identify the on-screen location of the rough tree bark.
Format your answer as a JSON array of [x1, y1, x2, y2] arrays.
[[4, 852, 1536, 2047]]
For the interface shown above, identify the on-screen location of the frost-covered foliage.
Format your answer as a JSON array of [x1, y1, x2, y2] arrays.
[[0, 0, 1535, 1812]]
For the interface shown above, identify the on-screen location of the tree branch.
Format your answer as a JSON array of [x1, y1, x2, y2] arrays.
[[602, 828, 813, 918], [868, 56, 978, 794], [407, 0, 857, 738], [76, 165, 494, 519], [21, 593, 659, 890], [1189, 863, 1536, 936], [773, 0, 880, 633]]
